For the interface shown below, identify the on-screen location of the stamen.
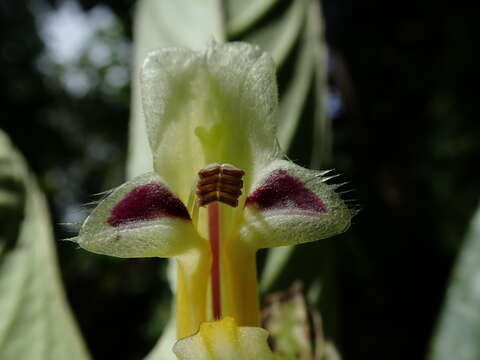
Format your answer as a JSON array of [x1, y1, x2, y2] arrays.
[[208, 202, 221, 319], [197, 163, 245, 321], [197, 163, 245, 207]]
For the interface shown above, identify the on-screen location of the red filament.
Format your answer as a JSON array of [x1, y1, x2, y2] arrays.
[[208, 202, 222, 319]]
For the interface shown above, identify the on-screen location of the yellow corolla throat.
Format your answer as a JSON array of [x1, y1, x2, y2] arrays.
[[175, 163, 261, 339]]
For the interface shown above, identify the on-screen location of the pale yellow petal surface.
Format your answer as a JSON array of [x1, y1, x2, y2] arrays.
[[173, 317, 275, 360], [141, 42, 279, 205]]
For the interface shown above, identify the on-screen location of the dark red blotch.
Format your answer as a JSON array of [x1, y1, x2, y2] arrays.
[[245, 169, 327, 212], [107, 182, 190, 227]]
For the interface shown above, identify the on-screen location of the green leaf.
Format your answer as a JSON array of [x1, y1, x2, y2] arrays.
[[144, 261, 178, 360], [308, 0, 330, 169], [261, 246, 294, 293], [276, 18, 315, 151], [429, 204, 480, 360], [128, 0, 225, 179], [0, 131, 90, 360], [244, 0, 306, 66], [144, 315, 177, 360], [261, 0, 330, 291], [225, 0, 279, 36]]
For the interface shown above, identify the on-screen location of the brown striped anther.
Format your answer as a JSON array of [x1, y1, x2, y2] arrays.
[[197, 163, 245, 207]]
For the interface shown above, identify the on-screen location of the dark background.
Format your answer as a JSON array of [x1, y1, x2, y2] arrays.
[[1, 0, 479, 359]]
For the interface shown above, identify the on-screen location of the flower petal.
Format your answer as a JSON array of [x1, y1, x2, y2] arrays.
[[173, 317, 274, 360], [141, 42, 279, 203], [77, 173, 203, 258], [240, 160, 356, 249]]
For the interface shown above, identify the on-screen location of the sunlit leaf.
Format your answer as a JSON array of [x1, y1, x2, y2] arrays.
[[245, 0, 306, 66], [429, 204, 480, 360], [0, 131, 90, 360]]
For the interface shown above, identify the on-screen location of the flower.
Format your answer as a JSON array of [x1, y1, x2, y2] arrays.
[[76, 42, 355, 349]]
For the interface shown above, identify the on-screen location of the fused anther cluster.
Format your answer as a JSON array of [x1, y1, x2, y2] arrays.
[[197, 163, 245, 207]]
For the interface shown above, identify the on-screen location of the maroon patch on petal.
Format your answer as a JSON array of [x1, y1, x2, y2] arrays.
[[107, 183, 190, 227], [246, 170, 327, 212]]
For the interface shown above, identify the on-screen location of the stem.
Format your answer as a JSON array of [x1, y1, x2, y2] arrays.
[[208, 202, 221, 319]]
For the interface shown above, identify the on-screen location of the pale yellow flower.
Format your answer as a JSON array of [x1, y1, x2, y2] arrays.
[[76, 42, 355, 355]]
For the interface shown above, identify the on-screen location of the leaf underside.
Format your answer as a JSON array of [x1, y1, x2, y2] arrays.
[[0, 131, 90, 360], [429, 204, 480, 360]]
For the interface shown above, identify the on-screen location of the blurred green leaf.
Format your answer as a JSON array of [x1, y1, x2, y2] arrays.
[[245, 0, 306, 66], [144, 316, 176, 360], [276, 15, 315, 151], [225, 0, 279, 36], [261, 246, 295, 293], [308, 0, 330, 169], [264, 282, 341, 360], [261, 0, 330, 293], [429, 204, 480, 360], [0, 130, 90, 360], [0, 134, 25, 256]]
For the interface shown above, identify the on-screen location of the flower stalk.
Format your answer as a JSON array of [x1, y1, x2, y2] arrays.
[[208, 202, 222, 320]]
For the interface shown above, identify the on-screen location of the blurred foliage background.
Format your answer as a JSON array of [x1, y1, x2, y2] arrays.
[[1, 0, 479, 359]]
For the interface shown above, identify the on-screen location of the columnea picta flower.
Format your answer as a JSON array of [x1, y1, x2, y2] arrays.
[[76, 42, 356, 357]]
